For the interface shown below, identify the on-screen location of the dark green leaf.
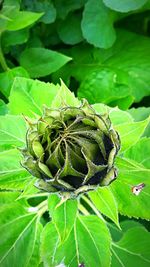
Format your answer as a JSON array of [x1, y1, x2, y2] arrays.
[[81, 0, 116, 48], [2, 28, 29, 48], [20, 48, 72, 78], [57, 13, 83, 45], [54, 0, 86, 19], [0, 100, 8, 115]]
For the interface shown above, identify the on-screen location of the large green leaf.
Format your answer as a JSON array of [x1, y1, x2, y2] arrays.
[[41, 215, 111, 267], [111, 156, 150, 220], [111, 227, 150, 267], [78, 68, 132, 109], [115, 117, 150, 152], [0, 67, 29, 98], [0, 115, 26, 150], [89, 187, 119, 227], [48, 194, 78, 243], [8, 77, 60, 117], [124, 137, 150, 169], [0, 149, 31, 190], [103, 0, 147, 12], [20, 48, 72, 78], [0, 198, 42, 267], [81, 0, 116, 48]]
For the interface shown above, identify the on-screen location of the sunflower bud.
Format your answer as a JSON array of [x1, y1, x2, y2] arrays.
[[21, 100, 120, 197]]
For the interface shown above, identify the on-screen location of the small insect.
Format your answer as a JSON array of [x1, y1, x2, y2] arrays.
[[131, 183, 145, 196], [79, 264, 85, 267]]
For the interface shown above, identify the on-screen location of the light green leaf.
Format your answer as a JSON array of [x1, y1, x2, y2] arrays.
[[124, 137, 150, 169], [92, 104, 133, 125], [51, 80, 80, 108], [81, 0, 116, 48], [89, 187, 119, 227], [20, 48, 72, 78], [40, 222, 59, 267], [128, 107, 150, 122], [48, 194, 78, 243], [0, 115, 26, 149], [103, 0, 147, 12], [115, 117, 150, 152], [0, 191, 20, 205], [0, 149, 31, 190], [41, 215, 111, 267], [57, 13, 83, 45], [111, 227, 150, 267], [0, 201, 43, 267], [0, 67, 29, 98], [8, 77, 60, 117], [111, 156, 150, 220], [6, 11, 43, 31]]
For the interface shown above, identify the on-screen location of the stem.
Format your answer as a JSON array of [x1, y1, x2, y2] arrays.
[[81, 195, 105, 222], [37, 199, 48, 216], [0, 32, 9, 71], [78, 203, 90, 215]]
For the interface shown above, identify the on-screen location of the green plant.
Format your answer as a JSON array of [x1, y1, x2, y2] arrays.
[[0, 79, 150, 267], [0, 1, 150, 266]]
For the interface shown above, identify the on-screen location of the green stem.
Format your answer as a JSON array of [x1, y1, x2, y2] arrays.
[[0, 32, 9, 71]]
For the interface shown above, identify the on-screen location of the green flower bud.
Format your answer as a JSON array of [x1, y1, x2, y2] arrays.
[[21, 100, 120, 197]]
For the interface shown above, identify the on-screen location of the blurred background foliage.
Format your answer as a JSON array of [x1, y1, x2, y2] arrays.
[[0, 0, 150, 112]]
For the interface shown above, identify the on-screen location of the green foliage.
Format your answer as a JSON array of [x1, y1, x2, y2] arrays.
[[0, 1, 150, 266]]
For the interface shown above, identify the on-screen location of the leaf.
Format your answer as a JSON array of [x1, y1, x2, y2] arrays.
[[22, 0, 56, 24], [92, 104, 133, 125], [111, 227, 150, 267], [0, 200, 43, 267], [2, 28, 29, 48], [57, 13, 83, 45], [41, 215, 111, 267], [41, 222, 60, 267], [51, 80, 80, 108], [20, 48, 72, 78], [111, 156, 150, 220], [6, 11, 43, 31], [81, 0, 116, 48], [88, 187, 119, 227], [103, 0, 147, 12], [0, 115, 26, 149], [115, 117, 150, 152], [54, 0, 86, 19], [0, 100, 8, 115], [124, 137, 150, 169], [48, 194, 78, 243], [0, 67, 29, 98], [0, 149, 31, 190], [108, 220, 143, 242], [78, 68, 132, 109], [8, 77, 60, 117]]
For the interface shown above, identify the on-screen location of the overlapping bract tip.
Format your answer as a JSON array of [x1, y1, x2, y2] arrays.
[[21, 100, 120, 197]]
